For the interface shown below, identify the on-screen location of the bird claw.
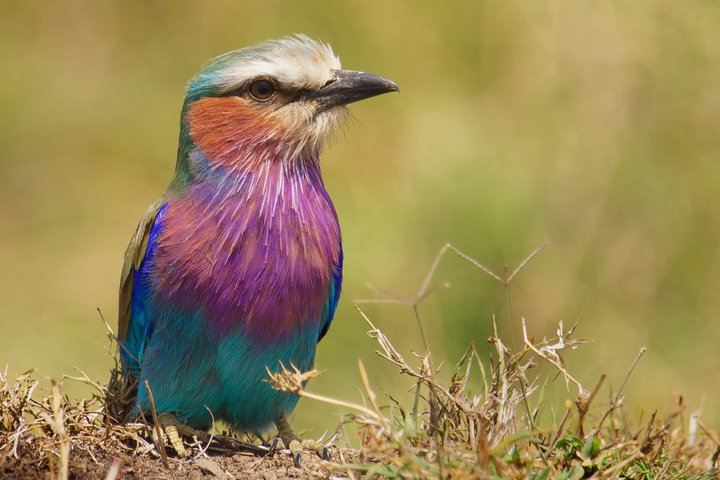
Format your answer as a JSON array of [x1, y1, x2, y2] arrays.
[[284, 438, 330, 468], [156, 412, 210, 457], [267, 437, 280, 454], [153, 413, 274, 459], [275, 412, 332, 467]]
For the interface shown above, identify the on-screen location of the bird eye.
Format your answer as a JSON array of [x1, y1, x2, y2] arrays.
[[248, 80, 275, 101]]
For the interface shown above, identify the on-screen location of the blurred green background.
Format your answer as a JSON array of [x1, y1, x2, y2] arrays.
[[2, 0, 720, 434]]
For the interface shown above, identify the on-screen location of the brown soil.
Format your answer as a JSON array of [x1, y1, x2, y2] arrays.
[[0, 445, 364, 479]]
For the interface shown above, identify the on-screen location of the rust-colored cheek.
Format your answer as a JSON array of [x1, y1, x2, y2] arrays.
[[187, 97, 281, 167]]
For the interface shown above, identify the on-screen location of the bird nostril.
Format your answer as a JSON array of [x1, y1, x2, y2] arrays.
[[321, 77, 337, 88]]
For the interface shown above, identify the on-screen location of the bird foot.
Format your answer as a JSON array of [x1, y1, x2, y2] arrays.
[[155, 413, 268, 457], [275, 413, 330, 468], [285, 438, 331, 468], [156, 412, 210, 457]]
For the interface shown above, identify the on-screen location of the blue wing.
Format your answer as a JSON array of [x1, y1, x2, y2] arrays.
[[118, 201, 167, 374], [318, 244, 343, 342]]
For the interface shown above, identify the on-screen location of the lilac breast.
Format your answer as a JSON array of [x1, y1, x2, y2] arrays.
[[151, 157, 341, 343]]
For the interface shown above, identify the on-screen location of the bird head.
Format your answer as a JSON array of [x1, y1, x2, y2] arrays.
[[173, 35, 397, 185]]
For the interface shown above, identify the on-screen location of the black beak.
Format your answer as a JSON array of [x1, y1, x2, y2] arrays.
[[309, 70, 398, 111]]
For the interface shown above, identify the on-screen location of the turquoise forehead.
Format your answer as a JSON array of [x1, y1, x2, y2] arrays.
[[186, 35, 341, 101]]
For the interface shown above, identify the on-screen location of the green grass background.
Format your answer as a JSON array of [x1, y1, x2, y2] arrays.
[[2, 0, 720, 435]]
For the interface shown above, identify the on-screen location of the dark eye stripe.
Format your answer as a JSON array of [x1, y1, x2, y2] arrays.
[[222, 78, 309, 103]]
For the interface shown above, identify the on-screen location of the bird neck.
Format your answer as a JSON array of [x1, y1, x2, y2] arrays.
[[169, 96, 323, 194], [170, 98, 196, 192], [155, 105, 340, 342]]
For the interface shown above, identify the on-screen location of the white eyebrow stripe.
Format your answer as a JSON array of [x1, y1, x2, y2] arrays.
[[192, 35, 342, 96]]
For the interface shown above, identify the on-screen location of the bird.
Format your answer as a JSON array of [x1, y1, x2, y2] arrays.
[[115, 35, 397, 461]]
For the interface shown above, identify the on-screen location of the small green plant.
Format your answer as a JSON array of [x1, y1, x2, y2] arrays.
[[270, 242, 720, 479]]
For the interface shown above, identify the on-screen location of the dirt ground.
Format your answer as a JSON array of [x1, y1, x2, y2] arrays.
[[0, 445, 365, 480]]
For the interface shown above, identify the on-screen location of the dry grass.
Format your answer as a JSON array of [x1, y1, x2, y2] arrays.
[[270, 244, 720, 479], [1, 244, 719, 479]]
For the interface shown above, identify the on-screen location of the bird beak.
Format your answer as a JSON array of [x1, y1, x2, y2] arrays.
[[309, 70, 399, 111]]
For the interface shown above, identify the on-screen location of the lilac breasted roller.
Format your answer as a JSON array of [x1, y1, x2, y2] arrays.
[[116, 35, 397, 459]]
